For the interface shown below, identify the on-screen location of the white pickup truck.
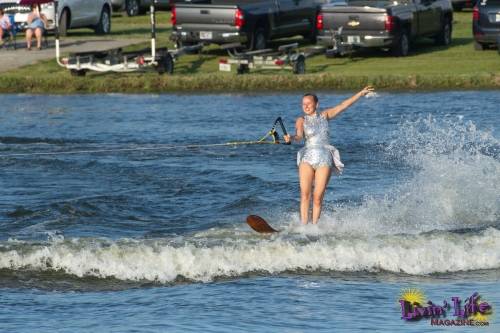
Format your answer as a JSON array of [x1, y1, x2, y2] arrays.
[[1, 0, 112, 36]]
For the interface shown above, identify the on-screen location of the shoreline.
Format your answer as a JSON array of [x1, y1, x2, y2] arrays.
[[2, 72, 500, 94]]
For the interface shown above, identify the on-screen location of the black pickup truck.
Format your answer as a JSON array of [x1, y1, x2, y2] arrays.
[[317, 0, 453, 56], [170, 0, 319, 50]]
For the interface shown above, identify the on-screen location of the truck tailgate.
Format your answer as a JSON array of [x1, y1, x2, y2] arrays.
[[321, 6, 388, 33], [175, 4, 238, 31]]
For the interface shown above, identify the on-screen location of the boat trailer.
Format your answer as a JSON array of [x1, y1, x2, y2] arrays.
[[54, 0, 202, 76], [218, 42, 323, 75]]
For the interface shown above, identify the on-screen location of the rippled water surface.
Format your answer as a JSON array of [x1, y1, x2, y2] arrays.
[[0, 92, 499, 332]]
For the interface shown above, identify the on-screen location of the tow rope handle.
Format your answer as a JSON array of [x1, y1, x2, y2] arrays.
[[270, 117, 291, 145]]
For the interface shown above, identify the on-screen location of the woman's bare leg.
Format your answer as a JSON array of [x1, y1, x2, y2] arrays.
[[299, 163, 315, 224], [35, 28, 42, 48], [312, 166, 332, 224], [26, 29, 33, 49]]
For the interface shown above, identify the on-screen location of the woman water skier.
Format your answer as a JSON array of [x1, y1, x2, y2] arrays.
[[284, 86, 374, 224]]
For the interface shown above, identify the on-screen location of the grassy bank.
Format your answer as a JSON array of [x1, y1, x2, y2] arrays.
[[2, 72, 500, 93], [2, 11, 500, 93]]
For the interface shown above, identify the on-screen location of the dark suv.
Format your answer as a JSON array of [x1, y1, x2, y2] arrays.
[[473, 0, 500, 50]]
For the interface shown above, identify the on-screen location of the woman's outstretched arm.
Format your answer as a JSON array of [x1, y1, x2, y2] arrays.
[[322, 86, 374, 120]]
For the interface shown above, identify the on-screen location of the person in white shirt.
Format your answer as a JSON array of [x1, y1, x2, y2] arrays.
[[0, 8, 12, 46]]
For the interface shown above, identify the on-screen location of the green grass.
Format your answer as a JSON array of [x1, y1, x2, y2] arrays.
[[2, 11, 500, 93]]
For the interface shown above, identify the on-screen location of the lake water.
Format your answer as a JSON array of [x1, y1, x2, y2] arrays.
[[0, 92, 498, 332]]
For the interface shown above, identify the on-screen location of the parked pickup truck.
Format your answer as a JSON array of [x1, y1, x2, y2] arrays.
[[170, 0, 319, 50], [316, 0, 453, 56]]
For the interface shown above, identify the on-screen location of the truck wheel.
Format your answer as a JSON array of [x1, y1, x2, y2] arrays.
[[94, 7, 111, 35], [249, 28, 267, 51], [293, 55, 306, 75], [126, 0, 142, 17], [156, 54, 174, 75], [391, 30, 409, 57], [59, 9, 69, 37], [474, 41, 485, 51], [435, 20, 451, 46]]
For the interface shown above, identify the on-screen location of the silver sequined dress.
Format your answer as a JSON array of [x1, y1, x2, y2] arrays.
[[297, 112, 344, 172]]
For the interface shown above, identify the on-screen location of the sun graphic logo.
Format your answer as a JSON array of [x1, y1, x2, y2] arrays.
[[398, 288, 448, 321], [399, 288, 426, 306], [398, 288, 428, 321]]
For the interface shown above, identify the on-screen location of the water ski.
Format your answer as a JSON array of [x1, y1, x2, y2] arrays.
[[246, 215, 279, 233]]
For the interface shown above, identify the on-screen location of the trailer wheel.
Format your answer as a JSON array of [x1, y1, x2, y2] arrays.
[[156, 54, 174, 75], [293, 55, 306, 75], [70, 69, 87, 77]]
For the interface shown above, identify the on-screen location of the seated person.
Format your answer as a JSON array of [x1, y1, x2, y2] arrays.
[[25, 4, 47, 50], [0, 8, 12, 46]]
